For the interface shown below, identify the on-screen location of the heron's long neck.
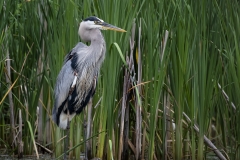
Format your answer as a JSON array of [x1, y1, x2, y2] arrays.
[[89, 29, 106, 66]]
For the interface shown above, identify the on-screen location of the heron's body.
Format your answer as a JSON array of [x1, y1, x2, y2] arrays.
[[52, 16, 125, 130]]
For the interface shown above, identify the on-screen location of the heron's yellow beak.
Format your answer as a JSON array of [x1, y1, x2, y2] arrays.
[[100, 22, 126, 32]]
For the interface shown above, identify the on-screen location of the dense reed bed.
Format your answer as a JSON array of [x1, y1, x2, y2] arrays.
[[1, 0, 240, 159]]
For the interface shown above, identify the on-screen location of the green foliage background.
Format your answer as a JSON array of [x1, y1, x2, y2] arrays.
[[0, 0, 240, 159]]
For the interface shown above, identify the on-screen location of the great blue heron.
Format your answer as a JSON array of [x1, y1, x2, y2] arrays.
[[52, 16, 126, 158]]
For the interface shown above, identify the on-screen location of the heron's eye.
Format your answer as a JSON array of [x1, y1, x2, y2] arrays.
[[94, 21, 101, 24]]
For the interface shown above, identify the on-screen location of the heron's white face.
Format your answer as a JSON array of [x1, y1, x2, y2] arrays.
[[78, 16, 126, 41]]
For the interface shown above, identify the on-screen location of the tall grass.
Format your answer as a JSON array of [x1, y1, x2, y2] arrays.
[[1, 0, 240, 159]]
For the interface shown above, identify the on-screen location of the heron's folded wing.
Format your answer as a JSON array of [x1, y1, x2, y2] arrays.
[[52, 61, 75, 124]]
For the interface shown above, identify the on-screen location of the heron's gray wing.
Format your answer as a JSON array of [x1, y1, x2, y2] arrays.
[[52, 61, 75, 126], [52, 42, 87, 127]]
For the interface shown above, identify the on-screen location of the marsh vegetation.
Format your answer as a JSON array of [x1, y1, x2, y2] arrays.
[[0, 0, 240, 159]]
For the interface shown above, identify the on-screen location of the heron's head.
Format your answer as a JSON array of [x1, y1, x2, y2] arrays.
[[79, 16, 126, 41]]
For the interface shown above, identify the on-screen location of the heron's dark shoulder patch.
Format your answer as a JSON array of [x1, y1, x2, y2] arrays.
[[64, 43, 86, 63], [70, 53, 79, 69], [64, 50, 75, 63]]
